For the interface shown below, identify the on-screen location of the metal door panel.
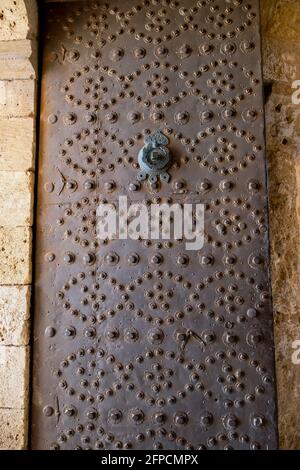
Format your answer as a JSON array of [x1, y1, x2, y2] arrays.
[[31, 0, 278, 450]]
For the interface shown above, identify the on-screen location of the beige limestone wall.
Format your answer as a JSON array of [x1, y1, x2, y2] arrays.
[[0, 0, 37, 450], [0, 0, 299, 450], [261, 0, 300, 450]]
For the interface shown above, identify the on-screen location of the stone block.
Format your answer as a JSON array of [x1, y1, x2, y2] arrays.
[[0, 346, 29, 408], [0, 408, 27, 450], [263, 38, 300, 83], [266, 0, 300, 43], [0, 39, 37, 79], [0, 171, 34, 226], [0, 79, 35, 117]]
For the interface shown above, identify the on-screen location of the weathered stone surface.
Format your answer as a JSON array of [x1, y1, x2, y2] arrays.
[[0, 1, 38, 41], [0, 408, 27, 450], [0, 171, 33, 226], [0, 80, 35, 117], [0, 117, 35, 171], [0, 286, 30, 346], [0, 39, 37, 80], [296, 160, 300, 220], [0, 227, 32, 284], [0, 0, 297, 452], [0, 346, 29, 408]]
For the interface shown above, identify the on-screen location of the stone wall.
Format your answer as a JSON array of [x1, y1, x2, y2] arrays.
[[0, 0, 37, 450], [0, 0, 299, 450]]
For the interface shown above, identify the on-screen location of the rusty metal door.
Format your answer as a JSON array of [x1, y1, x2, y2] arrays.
[[31, 0, 278, 450]]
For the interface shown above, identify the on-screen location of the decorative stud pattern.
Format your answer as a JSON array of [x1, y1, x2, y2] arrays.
[[32, 0, 277, 451]]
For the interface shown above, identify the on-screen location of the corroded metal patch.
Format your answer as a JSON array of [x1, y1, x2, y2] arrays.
[[31, 0, 278, 450]]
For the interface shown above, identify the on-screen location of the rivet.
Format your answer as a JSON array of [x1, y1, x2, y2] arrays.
[[43, 406, 54, 417], [45, 326, 56, 338], [45, 252, 55, 262]]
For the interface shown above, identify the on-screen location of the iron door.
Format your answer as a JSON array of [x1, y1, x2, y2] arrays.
[[31, 0, 278, 450]]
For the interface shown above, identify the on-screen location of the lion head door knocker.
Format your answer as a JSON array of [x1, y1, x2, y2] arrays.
[[137, 130, 172, 185]]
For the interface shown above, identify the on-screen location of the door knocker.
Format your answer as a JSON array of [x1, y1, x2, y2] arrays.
[[137, 130, 172, 184]]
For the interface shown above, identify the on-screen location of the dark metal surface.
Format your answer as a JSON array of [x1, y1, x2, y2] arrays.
[[32, 0, 278, 450]]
